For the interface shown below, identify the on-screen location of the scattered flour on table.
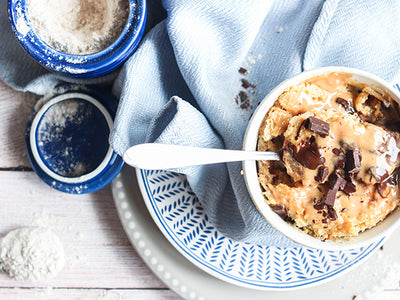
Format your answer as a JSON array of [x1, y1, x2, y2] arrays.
[[0, 227, 65, 281], [27, 0, 129, 55]]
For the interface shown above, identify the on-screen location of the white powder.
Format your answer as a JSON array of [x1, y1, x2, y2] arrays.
[[27, 0, 129, 55], [0, 227, 65, 281]]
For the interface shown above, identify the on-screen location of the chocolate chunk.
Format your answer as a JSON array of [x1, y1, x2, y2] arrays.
[[325, 188, 337, 207], [345, 149, 362, 174], [270, 205, 288, 220], [328, 207, 338, 220], [335, 97, 355, 114], [305, 116, 330, 137], [342, 181, 356, 195], [325, 172, 346, 207], [285, 139, 325, 170], [328, 172, 347, 190], [238, 67, 248, 75], [335, 158, 346, 171], [315, 166, 329, 182]]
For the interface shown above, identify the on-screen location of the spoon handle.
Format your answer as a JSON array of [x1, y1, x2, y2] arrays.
[[123, 143, 280, 170]]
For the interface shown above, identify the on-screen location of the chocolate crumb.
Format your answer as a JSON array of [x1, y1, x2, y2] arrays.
[[335, 97, 355, 114], [315, 166, 329, 182], [313, 199, 325, 211], [238, 67, 248, 75], [328, 207, 338, 220], [380, 245, 384, 251], [270, 205, 288, 220], [305, 116, 330, 137], [332, 148, 342, 156], [241, 78, 255, 89], [341, 208, 347, 213], [235, 91, 251, 111], [322, 218, 329, 224]]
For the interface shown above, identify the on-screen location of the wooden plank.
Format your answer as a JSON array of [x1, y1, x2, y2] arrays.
[[0, 288, 181, 300], [0, 171, 166, 289], [0, 79, 38, 168]]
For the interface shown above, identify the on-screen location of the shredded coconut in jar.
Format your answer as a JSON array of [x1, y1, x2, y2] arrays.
[[27, 0, 130, 55], [0, 227, 65, 281]]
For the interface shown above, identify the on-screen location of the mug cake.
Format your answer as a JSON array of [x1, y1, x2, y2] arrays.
[[257, 71, 400, 241]]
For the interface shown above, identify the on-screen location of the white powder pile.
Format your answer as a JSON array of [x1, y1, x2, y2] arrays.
[[27, 0, 130, 55], [0, 227, 65, 281]]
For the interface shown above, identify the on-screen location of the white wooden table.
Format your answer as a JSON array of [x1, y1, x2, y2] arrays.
[[0, 79, 181, 299]]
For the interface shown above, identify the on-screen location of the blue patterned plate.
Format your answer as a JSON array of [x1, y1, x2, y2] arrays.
[[137, 169, 384, 290]]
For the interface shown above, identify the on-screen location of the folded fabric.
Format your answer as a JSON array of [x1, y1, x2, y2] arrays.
[[2, 0, 400, 247], [111, 0, 400, 247]]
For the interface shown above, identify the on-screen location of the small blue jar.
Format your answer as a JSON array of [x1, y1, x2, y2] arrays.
[[8, 0, 146, 78], [25, 84, 125, 194]]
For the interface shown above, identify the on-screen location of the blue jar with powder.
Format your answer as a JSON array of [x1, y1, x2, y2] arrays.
[[8, 0, 146, 78], [25, 84, 124, 194]]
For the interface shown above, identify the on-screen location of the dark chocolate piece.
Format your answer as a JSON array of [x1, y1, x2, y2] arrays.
[[328, 172, 347, 190], [345, 149, 362, 174], [285, 139, 325, 170], [270, 205, 288, 220], [315, 166, 329, 182], [341, 208, 347, 213], [342, 181, 356, 195], [325, 188, 337, 207], [305, 116, 330, 137], [325, 172, 347, 207], [335, 97, 355, 114], [238, 67, 248, 75]]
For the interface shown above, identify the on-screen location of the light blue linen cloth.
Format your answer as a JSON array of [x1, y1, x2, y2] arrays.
[[111, 0, 400, 246], [2, 0, 400, 246]]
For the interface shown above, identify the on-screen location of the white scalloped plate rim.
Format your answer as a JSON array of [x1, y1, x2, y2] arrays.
[[133, 167, 384, 290]]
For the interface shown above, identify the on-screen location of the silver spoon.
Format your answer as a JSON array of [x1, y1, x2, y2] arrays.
[[123, 143, 280, 170]]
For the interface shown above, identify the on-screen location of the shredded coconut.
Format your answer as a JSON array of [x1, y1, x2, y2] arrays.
[[27, 0, 129, 55], [0, 227, 65, 281]]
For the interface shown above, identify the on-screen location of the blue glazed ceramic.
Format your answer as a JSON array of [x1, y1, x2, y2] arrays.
[[8, 0, 146, 78], [136, 168, 384, 290], [25, 84, 124, 194]]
